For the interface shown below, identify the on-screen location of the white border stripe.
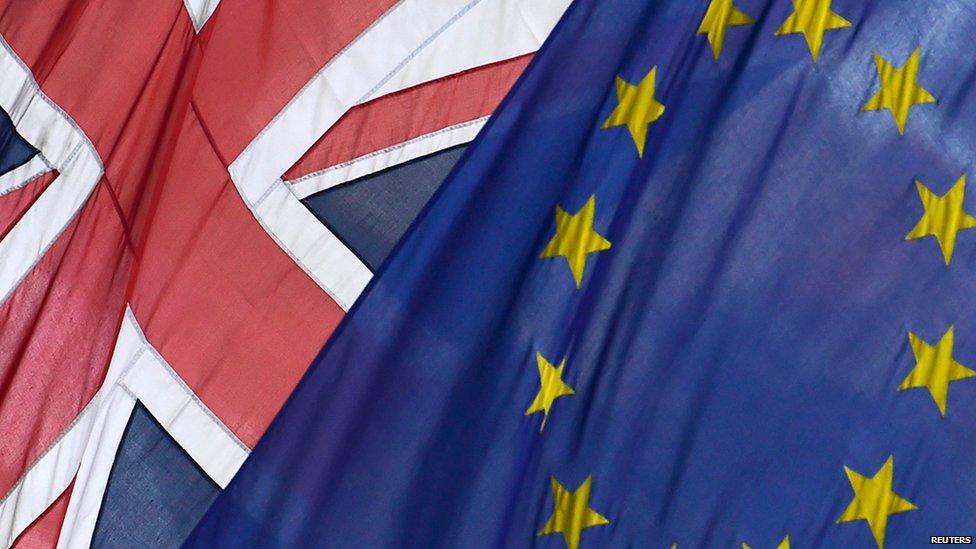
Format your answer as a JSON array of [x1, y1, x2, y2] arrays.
[[287, 0, 569, 197], [288, 117, 487, 199], [119, 307, 249, 487], [0, 35, 103, 311], [0, 155, 51, 197], [370, 0, 568, 100], [0, 31, 103, 547], [229, 0, 486, 309], [56, 308, 249, 548]]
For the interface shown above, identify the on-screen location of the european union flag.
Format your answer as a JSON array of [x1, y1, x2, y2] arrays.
[[187, 0, 976, 547]]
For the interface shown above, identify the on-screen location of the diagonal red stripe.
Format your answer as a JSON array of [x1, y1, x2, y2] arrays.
[[0, 171, 56, 240], [284, 55, 533, 182], [11, 480, 74, 548], [0, 186, 130, 501]]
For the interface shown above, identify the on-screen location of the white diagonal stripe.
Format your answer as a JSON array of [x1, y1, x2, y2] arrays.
[[56, 307, 249, 549], [0, 35, 103, 312], [237, 0, 569, 304], [182, 0, 220, 32]]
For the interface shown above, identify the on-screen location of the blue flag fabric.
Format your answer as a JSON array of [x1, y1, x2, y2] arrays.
[[0, 107, 37, 177], [187, 0, 976, 547]]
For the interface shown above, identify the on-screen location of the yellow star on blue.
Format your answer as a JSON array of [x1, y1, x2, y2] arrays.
[[525, 352, 575, 431], [863, 48, 936, 135], [698, 0, 754, 60], [837, 456, 917, 548], [538, 476, 610, 549], [774, 0, 851, 61], [602, 67, 666, 157], [541, 195, 612, 288]]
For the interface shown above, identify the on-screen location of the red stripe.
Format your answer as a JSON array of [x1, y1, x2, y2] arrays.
[[284, 55, 532, 182], [11, 480, 73, 548], [129, 0, 407, 445], [192, 0, 399, 163], [0, 185, 130, 500], [0, 0, 192, 185], [0, 0, 191, 502], [129, 107, 344, 448], [0, 171, 56, 239]]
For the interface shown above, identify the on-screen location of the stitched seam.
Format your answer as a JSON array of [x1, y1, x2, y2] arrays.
[[123, 308, 250, 453], [0, 165, 52, 198], [231, 2, 485, 311], [253, 177, 282, 209], [356, 1, 481, 106], [287, 116, 487, 186], [0, 36, 104, 175], [0, 347, 145, 508], [233, 0, 409, 164]]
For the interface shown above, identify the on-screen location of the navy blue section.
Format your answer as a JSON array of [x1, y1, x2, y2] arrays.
[[93, 403, 219, 549], [0, 107, 37, 176], [302, 145, 467, 271], [190, 1, 976, 547]]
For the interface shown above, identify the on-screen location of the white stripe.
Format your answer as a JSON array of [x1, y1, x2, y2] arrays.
[[0, 309, 140, 548], [55, 389, 136, 549], [369, 0, 569, 100], [0, 31, 103, 547], [288, 117, 487, 199], [229, 0, 485, 309], [0, 35, 103, 311], [56, 308, 249, 549], [0, 307, 248, 547], [116, 308, 249, 488], [0, 155, 51, 197], [182, 0, 220, 32], [264, 0, 570, 240]]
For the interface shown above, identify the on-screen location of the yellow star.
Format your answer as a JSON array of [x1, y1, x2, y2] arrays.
[[863, 48, 936, 135], [539, 476, 610, 549], [698, 0, 754, 60], [541, 195, 612, 288], [905, 175, 976, 265], [899, 327, 976, 416], [742, 536, 790, 549], [774, 0, 851, 61], [525, 352, 575, 431], [837, 456, 917, 549], [602, 67, 666, 157]]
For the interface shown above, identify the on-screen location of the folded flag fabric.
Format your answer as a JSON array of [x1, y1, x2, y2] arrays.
[[188, 0, 976, 547]]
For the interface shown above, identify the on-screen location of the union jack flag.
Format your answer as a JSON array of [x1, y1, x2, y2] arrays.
[[0, 1, 568, 546]]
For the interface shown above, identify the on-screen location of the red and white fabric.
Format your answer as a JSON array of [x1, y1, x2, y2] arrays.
[[0, 1, 570, 547]]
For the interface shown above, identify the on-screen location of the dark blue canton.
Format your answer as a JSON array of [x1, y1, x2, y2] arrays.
[[0, 107, 37, 177]]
